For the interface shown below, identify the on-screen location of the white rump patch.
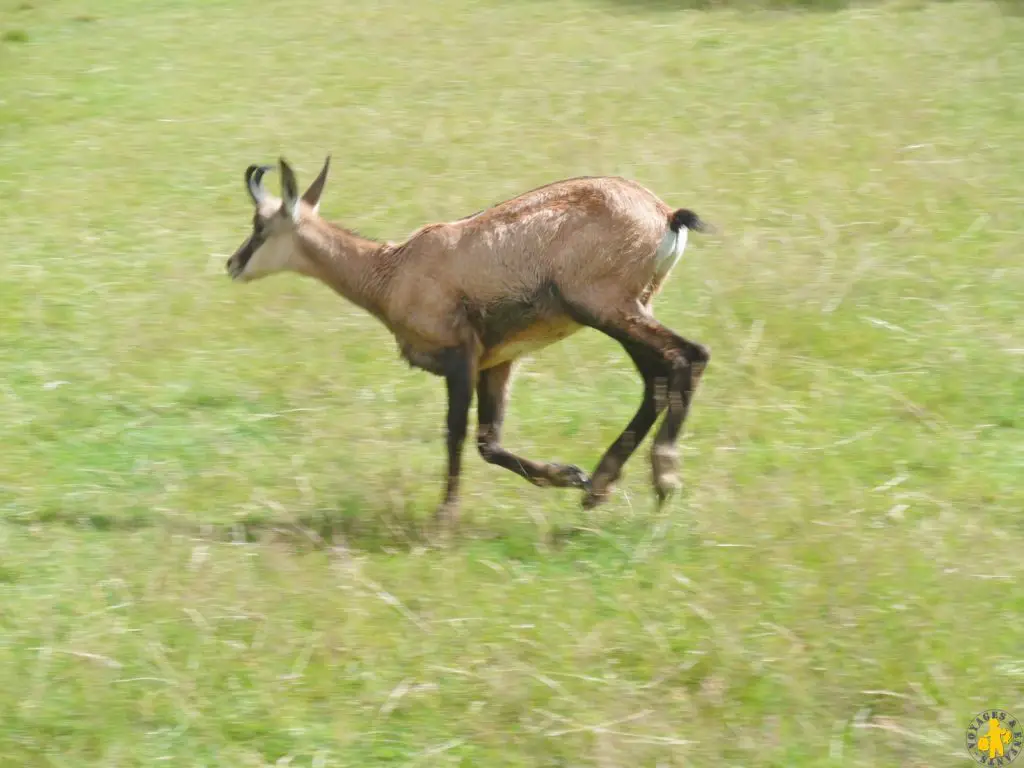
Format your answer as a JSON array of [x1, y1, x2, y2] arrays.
[[653, 225, 688, 282]]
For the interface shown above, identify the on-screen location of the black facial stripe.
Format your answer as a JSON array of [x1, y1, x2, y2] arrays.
[[234, 229, 266, 270]]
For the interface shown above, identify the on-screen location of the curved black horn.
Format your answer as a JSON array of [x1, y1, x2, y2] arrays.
[[245, 164, 274, 205]]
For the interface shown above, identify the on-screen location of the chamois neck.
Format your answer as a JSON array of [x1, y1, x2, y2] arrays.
[[296, 217, 389, 318]]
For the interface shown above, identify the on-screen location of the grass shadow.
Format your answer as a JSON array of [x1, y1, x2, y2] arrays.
[[3, 507, 162, 532], [1, 495, 700, 562], [1, 502, 429, 553]]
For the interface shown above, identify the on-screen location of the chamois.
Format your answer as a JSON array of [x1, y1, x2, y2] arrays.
[[226, 156, 712, 523]]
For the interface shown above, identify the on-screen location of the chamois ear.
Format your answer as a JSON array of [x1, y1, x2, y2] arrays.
[[279, 157, 300, 222], [301, 155, 331, 215]]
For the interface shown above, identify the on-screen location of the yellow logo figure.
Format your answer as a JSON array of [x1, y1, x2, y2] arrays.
[[967, 710, 1024, 766]]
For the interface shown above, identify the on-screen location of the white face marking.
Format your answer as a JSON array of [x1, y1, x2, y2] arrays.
[[239, 232, 294, 281], [232, 196, 304, 281]]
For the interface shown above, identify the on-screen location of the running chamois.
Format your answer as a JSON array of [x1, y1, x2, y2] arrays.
[[226, 156, 712, 524]]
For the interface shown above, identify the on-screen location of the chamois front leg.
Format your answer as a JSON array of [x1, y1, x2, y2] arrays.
[[437, 346, 476, 525], [476, 360, 590, 490]]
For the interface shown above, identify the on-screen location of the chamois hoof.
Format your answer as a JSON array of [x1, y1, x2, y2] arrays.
[[426, 502, 460, 548], [653, 472, 682, 507], [581, 485, 612, 510], [433, 500, 460, 526], [554, 463, 591, 490], [651, 445, 681, 506]]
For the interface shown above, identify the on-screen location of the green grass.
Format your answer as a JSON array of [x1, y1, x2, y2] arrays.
[[2, 0, 1023, 764]]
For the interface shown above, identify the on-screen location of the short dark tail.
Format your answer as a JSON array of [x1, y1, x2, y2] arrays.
[[669, 208, 711, 233]]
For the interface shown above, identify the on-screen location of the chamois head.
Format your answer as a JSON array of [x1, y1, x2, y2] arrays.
[[226, 156, 331, 282]]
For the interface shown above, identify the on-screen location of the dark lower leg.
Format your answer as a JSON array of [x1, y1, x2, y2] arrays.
[[437, 346, 475, 522], [477, 361, 589, 490], [561, 296, 708, 508], [650, 341, 710, 504], [582, 343, 667, 510]]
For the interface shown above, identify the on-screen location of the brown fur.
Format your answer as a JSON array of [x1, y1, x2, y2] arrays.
[[226, 157, 711, 525]]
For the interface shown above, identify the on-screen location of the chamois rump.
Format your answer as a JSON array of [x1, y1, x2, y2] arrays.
[[226, 156, 712, 523]]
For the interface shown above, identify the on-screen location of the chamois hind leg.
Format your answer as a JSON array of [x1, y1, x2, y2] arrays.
[[648, 326, 710, 505], [581, 341, 667, 510], [476, 360, 590, 489], [569, 298, 709, 509]]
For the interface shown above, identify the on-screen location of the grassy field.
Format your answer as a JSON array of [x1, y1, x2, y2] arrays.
[[2, 0, 1023, 764]]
